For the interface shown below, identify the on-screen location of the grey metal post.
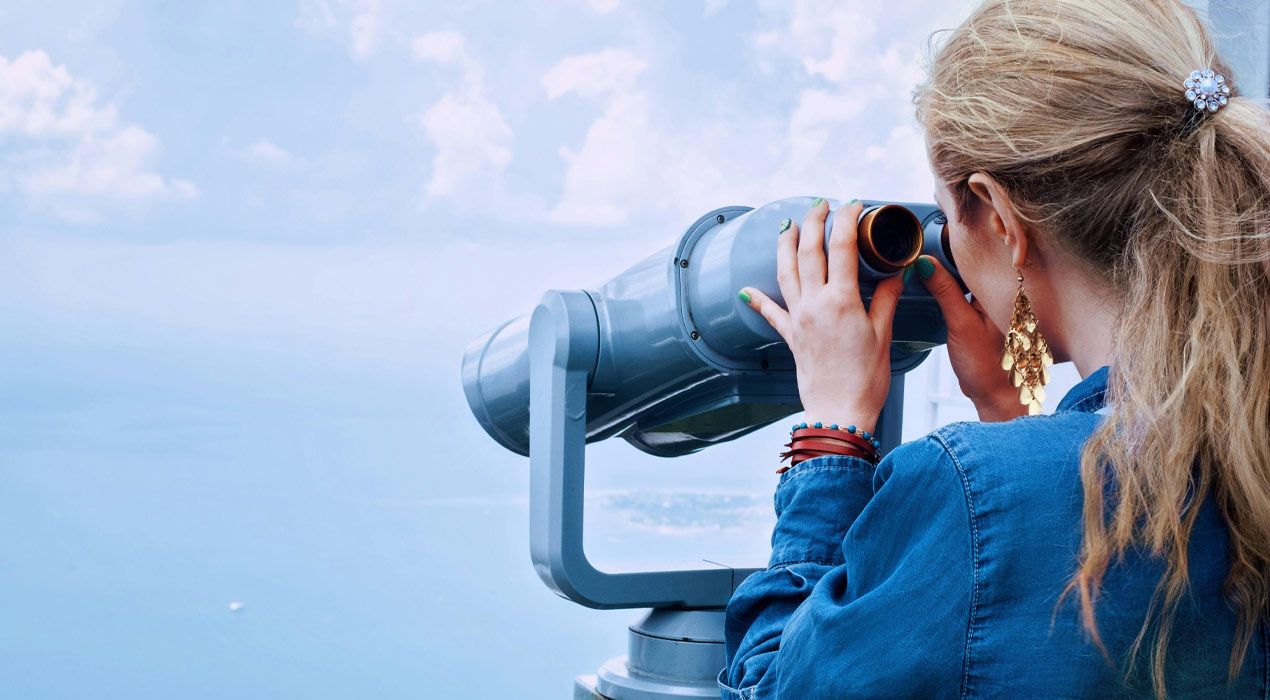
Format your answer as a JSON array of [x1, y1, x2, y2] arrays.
[[528, 289, 757, 610]]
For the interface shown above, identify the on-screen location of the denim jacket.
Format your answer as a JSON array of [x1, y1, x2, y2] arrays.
[[720, 365, 1268, 698]]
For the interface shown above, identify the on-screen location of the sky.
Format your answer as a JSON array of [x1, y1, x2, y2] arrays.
[[28, 0, 1270, 696]]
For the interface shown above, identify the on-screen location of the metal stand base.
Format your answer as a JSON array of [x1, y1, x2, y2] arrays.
[[572, 609, 724, 699]]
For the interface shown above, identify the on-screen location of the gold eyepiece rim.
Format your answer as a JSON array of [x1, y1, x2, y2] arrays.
[[857, 204, 924, 272]]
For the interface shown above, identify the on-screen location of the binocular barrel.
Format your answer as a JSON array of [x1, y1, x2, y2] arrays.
[[462, 196, 960, 458]]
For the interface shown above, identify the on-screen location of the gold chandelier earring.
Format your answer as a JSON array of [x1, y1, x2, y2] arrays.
[[1000, 267, 1053, 415]]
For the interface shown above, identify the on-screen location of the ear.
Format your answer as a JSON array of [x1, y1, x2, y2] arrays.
[[966, 172, 1029, 270]]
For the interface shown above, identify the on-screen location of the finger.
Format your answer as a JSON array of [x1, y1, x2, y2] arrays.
[[916, 255, 976, 333], [738, 286, 793, 340], [827, 200, 864, 293], [776, 216, 801, 310], [868, 272, 905, 338], [798, 198, 830, 296]]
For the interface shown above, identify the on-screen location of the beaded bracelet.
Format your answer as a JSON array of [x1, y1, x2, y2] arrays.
[[777, 421, 883, 474], [793, 421, 883, 451]]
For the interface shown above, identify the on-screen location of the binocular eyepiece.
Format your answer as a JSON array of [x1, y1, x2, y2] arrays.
[[462, 197, 961, 459], [856, 204, 928, 273]]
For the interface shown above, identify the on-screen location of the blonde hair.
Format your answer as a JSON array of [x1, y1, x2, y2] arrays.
[[913, 0, 1270, 696]]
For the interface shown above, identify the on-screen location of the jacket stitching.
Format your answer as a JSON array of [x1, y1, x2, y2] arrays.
[[1058, 388, 1107, 414], [933, 430, 982, 700], [715, 668, 753, 700], [766, 557, 839, 570]]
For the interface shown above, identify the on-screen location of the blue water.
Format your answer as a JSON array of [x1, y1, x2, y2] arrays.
[[0, 312, 784, 698]]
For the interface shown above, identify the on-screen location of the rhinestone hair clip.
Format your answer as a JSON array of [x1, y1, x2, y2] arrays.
[[1184, 68, 1230, 113]]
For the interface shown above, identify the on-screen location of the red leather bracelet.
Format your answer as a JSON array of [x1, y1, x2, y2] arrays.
[[777, 444, 876, 473], [790, 427, 880, 457], [777, 428, 881, 474]]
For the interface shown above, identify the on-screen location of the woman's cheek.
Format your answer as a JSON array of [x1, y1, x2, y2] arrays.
[[947, 225, 1007, 331], [948, 223, 981, 291]]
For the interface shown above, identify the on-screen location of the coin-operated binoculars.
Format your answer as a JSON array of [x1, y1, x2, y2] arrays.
[[461, 196, 961, 699]]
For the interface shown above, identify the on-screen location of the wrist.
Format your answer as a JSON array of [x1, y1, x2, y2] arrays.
[[801, 405, 879, 435]]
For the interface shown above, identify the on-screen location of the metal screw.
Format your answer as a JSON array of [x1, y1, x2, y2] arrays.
[[933, 212, 947, 225], [689, 330, 700, 340], [679, 259, 689, 268], [716, 214, 725, 224]]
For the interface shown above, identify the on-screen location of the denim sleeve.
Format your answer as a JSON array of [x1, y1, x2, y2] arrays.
[[719, 436, 973, 699]]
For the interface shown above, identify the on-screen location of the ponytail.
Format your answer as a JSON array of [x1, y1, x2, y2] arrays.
[[1082, 93, 1270, 688]]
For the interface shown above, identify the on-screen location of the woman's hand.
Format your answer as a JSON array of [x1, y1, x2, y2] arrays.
[[916, 257, 1027, 422], [737, 198, 905, 434]]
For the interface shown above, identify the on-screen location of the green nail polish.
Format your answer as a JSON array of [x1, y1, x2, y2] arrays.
[[902, 265, 914, 283], [848, 198, 861, 205], [916, 256, 936, 280], [811, 197, 824, 208], [778, 217, 792, 234], [737, 289, 751, 303]]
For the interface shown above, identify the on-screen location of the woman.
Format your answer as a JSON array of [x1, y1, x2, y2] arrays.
[[726, 0, 1269, 697]]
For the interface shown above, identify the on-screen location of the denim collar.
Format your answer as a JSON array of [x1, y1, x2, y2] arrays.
[[1054, 364, 1110, 414]]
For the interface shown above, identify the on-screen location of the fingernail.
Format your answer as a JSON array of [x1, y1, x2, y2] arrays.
[[811, 197, 824, 208], [916, 255, 936, 280], [737, 289, 751, 303], [848, 198, 861, 206], [902, 264, 914, 283], [778, 217, 792, 234]]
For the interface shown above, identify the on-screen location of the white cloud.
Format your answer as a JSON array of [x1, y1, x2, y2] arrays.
[[19, 125, 197, 200], [862, 124, 939, 203], [541, 47, 760, 228], [0, 52, 117, 138], [0, 50, 196, 216], [784, 88, 870, 166], [541, 49, 658, 225], [229, 139, 304, 171], [410, 30, 467, 66], [412, 31, 515, 202], [742, 0, 981, 201], [549, 91, 656, 224], [541, 48, 648, 100], [419, 93, 514, 199], [758, 0, 976, 107]]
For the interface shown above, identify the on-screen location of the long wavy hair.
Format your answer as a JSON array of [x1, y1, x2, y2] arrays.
[[913, 0, 1270, 696]]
